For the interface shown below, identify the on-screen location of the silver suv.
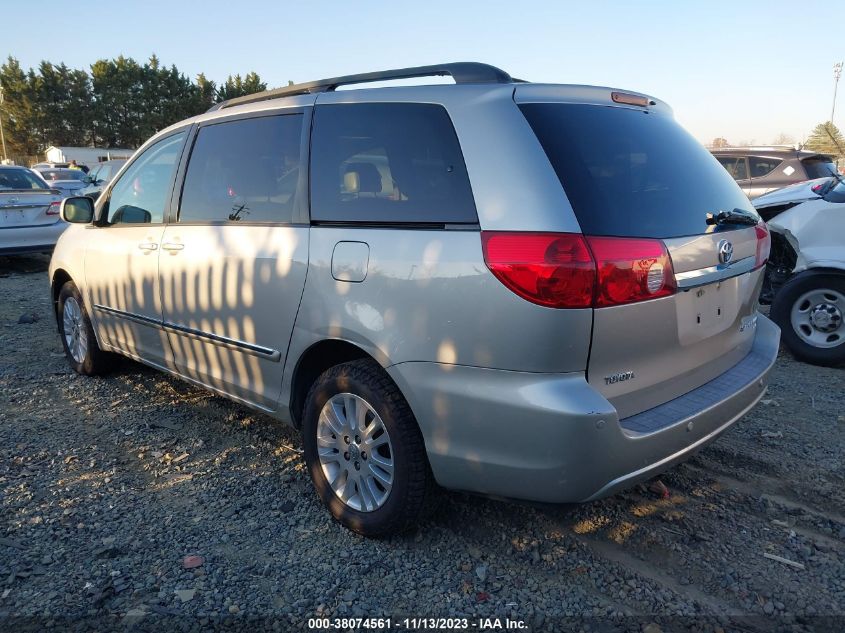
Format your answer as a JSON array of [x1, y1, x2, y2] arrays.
[[49, 63, 780, 536]]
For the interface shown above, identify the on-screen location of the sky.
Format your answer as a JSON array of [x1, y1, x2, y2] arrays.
[[4, 0, 843, 145]]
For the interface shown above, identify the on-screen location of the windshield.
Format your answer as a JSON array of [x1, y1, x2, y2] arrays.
[[0, 169, 49, 190], [519, 103, 757, 238], [39, 169, 86, 181]]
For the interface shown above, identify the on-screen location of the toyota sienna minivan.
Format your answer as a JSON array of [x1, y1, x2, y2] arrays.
[[49, 63, 780, 535]]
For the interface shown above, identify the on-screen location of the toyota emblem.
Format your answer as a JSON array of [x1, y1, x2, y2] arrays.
[[717, 239, 733, 265]]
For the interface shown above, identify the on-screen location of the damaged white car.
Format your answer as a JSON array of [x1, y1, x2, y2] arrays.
[[755, 175, 845, 366]]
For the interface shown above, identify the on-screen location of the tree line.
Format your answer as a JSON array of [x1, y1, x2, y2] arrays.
[[0, 54, 270, 160], [710, 122, 845, 162]]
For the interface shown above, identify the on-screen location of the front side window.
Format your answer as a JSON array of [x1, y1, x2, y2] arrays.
[[748, 156, 783, 178], [715, 156, 749, 181], [179, 115, 303, 224], [310, 103, 477, 224], [105, 131, 186, 225], [94, 165, 110, 182]]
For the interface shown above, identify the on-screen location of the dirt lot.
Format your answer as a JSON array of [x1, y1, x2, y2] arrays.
[[0, 254, 843, 632]]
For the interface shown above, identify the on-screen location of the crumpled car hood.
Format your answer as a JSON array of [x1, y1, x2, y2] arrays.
[[768, 198, 845, 273]]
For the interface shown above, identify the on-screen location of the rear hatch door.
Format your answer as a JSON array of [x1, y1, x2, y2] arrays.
[[516, 90, 767, 419]]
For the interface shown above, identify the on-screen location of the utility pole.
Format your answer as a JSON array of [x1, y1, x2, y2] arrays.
[[833, 62, 843, 124], [0, 86, 7, 163]]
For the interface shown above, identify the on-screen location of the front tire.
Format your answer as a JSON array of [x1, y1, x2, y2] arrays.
[[303, 359, 436, 536], [771, 273, 845, 367], [57, 281, 113, 375]]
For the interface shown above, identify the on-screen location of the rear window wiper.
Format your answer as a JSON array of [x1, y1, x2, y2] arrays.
[[705, 209, 759, 226]]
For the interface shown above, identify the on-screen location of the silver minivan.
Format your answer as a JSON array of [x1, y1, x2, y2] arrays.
[[49, 63, 780, 536]]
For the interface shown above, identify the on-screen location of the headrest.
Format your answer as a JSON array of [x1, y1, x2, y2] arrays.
[[342, 162, 382, 194]]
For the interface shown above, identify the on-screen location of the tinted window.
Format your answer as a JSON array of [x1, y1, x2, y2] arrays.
[[715, 156, 748, 180], [823, 179, 845, 203], [311, 103, 477, 224], [520, 104, 757, 238], [803, 158, 838, 179], [106, 131, 186, 224], [179, 115, 303, 224], [748, 156, 783, 178], [0, 169, 48, 190], [39, 169, 86, 181]]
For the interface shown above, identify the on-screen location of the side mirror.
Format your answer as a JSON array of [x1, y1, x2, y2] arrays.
[[60, 196, 94, 224]]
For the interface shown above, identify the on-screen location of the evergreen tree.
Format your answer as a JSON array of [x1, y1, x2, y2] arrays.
[[0, 55, 272, 156], [804, 121, 845, 160]]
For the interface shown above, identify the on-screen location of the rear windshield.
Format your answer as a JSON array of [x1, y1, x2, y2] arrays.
[[802, 158, 838, 179], [0, 169, 49, 190], [40, 169, 86, 181], [519, 103, 757, 238]]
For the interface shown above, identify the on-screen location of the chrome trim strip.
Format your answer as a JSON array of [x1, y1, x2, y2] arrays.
[[674, 256, 756, 289], [101, 344, 276, 413], [92, 304, 281, 361], [162, 322, 281, 362], [93, 304, 161, 327]]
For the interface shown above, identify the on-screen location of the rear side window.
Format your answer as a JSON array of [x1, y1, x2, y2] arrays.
[[519, 104, 756, 238], [748, 156, 783, 178], [180, 115, 304, 224], [715, 156, 748, 181], [310, 103, 477, 224], [803, 158, 838, 179]]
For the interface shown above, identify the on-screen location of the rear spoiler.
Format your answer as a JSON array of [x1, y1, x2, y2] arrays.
[[799, 154, 834, 162], [0, 188, 63, 195]]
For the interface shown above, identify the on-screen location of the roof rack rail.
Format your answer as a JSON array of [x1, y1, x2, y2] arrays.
[[207, 62, 514, 112]]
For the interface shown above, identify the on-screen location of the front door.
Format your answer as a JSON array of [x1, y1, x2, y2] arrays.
[[158, 112, 310, 409], [84, 130, 188, 367]]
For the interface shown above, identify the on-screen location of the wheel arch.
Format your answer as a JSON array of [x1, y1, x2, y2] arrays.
[[50, 268, 73, 329], [288, 339, 378, 429]]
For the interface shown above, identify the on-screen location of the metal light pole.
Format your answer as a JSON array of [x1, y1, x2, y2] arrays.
[[0, 86, 7, 163], [833, 62, 843, 123]]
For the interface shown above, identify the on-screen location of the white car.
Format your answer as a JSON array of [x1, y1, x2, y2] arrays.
[[754, 176, 845, 366], [32, 167, 89, 197], [0, 166, 66, 255]]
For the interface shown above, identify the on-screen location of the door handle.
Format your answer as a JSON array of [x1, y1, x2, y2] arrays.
[[162, 242, 184, 252], [138, 242, 158, 251]]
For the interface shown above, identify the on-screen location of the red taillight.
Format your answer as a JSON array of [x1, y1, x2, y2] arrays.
[[586, 236, 676, 307], [481, 232, 595, 308], [754, 222, 770, 269], [481, 232, 676, 309], [46, 201, 61, 215]]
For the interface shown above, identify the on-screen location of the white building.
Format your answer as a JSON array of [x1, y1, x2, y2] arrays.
[[44, 146, 135, 166]]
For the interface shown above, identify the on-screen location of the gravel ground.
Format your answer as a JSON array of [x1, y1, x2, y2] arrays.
[[1, 254, 843, 633]]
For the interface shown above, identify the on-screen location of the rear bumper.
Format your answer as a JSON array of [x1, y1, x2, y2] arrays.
[[0, 221, 66, 255], [387, 313, 780, 503]]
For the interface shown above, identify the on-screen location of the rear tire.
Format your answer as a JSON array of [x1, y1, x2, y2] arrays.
[[771, 273, 845, 367], [57, 281, 114, 375], [302, 359, 436, 536]]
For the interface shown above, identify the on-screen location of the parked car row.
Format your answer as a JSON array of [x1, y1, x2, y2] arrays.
[[49, 62, 781, 536], [0, 160, 126, 255]]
